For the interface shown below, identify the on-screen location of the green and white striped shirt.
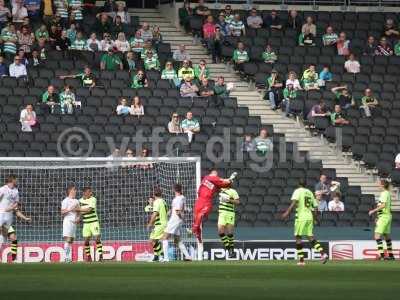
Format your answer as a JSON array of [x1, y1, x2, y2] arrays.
[[70, 39, 87, 51], [55, 0, 69, 19], [229, 20, 244, 37], [68, 0, 83, 20], [1, 29, 17, 54], [161, 69, 177, 80], [322, 33, 338, 45], [144, 57, 160, 70]]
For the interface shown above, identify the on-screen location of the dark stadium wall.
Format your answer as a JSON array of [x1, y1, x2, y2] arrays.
[[125, 0, 158, 8]]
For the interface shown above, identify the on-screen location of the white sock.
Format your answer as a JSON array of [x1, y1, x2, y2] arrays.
[[178, 241, 190, 259], [64, 242, 71, 261], [197, 241, 204, 261], [162, 240, 169, 261]]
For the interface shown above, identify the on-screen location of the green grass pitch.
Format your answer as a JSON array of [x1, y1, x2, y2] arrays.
[[0, 261, 399, 300]]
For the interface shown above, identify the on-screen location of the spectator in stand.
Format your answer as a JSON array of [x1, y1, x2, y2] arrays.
[[144, 50, 160, 71], [111, 16, 125, 39], [0, 56, 7, 76], [331, 105, 350, 126], [181, 111, 200, 143], [29, 49, 42, 67], [308, 100, 330, 125], [212, 26, 224, 63], [229, 14, 245, 37], [395, 153, 400, 168], [315, 174, 331, 202], [17, 25, 35, 53], [318, 65, 333, 87], [298, 27, 315, 46], [0, 1, 11, 31], [100, 47, 123, 71], [70, 31, 87, 50], [375, 37, 393, 56], [59, 85, 77, 114], [95, 13, 112, 37], [241, 134, 255, 152], [232, 42, 249, 72], [168, 112, 182, 134], [173, 44, 191, 63], [100, 32, 114, 51], [25, 0, 41, 23], [363, 36, 376, 56], [344, 53, 360, 74], [129, 31, 144, 53], [35, 24, 49, 42], [247, 8, 263, 29], [263, 10, 282, 30], [254, 128, 273, 156], [140, 40, 157, 60], [286, 10, 302, 32], [214, 76, 231, 99], [66, 23, 77, 43], [49, 25, 61, 48], [283, 83, 297, 117], [194, 59, 210, 81], [139, 22, 153, 42], [266, 69, 283, 110], [394, 38, 400, 56], [302, 65, 319, 90], [322, 26, 338, 46], [216, 13, 230, 36], [20, 104, 37, 132], [161, 61, 179, 86], [180, 76, 199, 98], [382, 18, 399, 46], [194, 0, 210, 18], [131, 70, 148, 89], [124, 51, 136, 73], [286, 71, 302, 90], [360, 88, 379, 118], [223, 5, 234, 24], [114, 3, 129, 24], [103, 0, 117, 14], [301, 16, 316, 37], [54, 0, 69, 27], [337, 32, 350, 56], [262, 44, 277, 64], [331, 85, 354, 109], [130, 96, 144, 116], [152, 25, 162, 48], [69, 0, 83, 27], [328, 193, 345, 212], [114, 32, 129, 52], [18, 49, 28, 66], [116, 98, 131, 116], [12, 0, 28, 23], [179, 1, 193, 33], [33, 38, 49, 61], [203, 15, 218, 63], [60, 66, 96, 88], [42, 0, 54, 25], [316, 191, 328, 213], [1, 23, 18, 58], [41, 85, 60, 114], [9, 55, 27, 78], [86, 33, 102, 52], [198, 78, 214, 98], [178, 60, 194, 81]]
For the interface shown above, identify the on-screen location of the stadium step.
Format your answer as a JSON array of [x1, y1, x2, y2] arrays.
[[151, 8, 399, 210]]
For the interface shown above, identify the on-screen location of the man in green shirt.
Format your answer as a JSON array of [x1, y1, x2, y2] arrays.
[[59, 66, 96, 88], [368, 180, 394, 260], [194, 60, 210, 81], [360, 88, 379, 117], [100, 48, 123, 71], [214, 76, 230, 98], [282, 179, 329, 265], [330, 105, 350, 126], [180, 111, 200, 143], [283, 83, 297, 116], [232, 42, 249, 71], [41, 85, 59, 114], [143, 51, 160, 71], [322, 26, 338, 46], [76, 187, 103, 262], [147, 189, 168, 262], [218, 188, 240, 258]]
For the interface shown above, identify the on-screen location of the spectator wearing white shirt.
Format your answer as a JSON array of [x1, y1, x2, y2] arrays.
[[173, 44, 191, 63], [86, 33, 102, 52], [168, 112, 182, 134], [395, 153, 400, 168], [130, 96, 144, 116], [180, 111, 200, 143], [286, 71, 302, 90], [139, 22, 153, 42], [328, 194, 345, 212], [316, 191, 328, 212], [116, 98, 131, 116], [12, 0, 27, 23], [344, 53, 360, 74], [20, 104, 37, 132], [114, 32, 130, 53], [9, 55, 27, 78]]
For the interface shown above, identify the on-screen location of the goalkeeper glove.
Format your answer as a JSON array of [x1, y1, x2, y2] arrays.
[[229, 172, 238, 181]]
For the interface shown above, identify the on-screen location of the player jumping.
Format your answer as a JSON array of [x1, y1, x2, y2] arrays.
[[282, 179, 329, 266], [368, 179, 394, 260], [147, 188, 168, 262], [76, 187, 103, 262], [192, 169, 237, 260], [218, 187, 240, 259], [161, 184, 191, 262], [61, 185, 80, 263]]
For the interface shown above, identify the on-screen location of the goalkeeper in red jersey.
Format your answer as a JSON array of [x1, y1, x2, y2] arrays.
[[192, 169, 237, 260]]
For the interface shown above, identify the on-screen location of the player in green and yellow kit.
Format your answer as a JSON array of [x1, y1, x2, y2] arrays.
[[76, 187, 103, 262], [282, 179, 328, 266], [368, 179, 394, 260], [147, 188, 168, 262], [218, 188, 240, 258]]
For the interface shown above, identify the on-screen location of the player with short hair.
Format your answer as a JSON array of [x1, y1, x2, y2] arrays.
[[61, 185, 80, 263], [0, 175, 21, 261], [76, 187, 103, 262], [368, 179, 394, 260], [192, 169, 237, 260], [282, 179, 329, 266], [161, 183, 191, 262], [218, 187, 240, 258], [147, 188, 168, 262]]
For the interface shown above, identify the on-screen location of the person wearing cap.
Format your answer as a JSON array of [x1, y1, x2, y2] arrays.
[[178, 60, 194, 81], [100, 47, 123, 71]]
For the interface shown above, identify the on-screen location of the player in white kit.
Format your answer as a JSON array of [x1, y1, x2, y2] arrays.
[[0, 175, 21, 261], [161, 184, 191, 262], [61, 185, 80, 263]]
